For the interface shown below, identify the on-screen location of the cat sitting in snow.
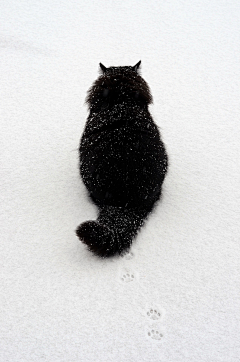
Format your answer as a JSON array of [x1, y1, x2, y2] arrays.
[[76, 61, 168, 257]]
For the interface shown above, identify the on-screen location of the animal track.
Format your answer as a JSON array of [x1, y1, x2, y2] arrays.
[[121, 273, 135, 283], [146, 308, 162, 320], [147, 328, 164, 341], [140, 304, 165, 321], [123, 251, 134, 260]]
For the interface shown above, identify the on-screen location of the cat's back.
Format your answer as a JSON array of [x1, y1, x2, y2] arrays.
[[79, 62, 168, 207]]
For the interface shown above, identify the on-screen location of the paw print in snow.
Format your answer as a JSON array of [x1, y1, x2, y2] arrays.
[[123, 251, 134, 260], [121, 273, 135, 283], [146, 308, 162, 321], [147, 328, 164, 341]]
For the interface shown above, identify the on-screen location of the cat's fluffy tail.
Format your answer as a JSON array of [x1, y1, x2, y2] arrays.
[[76, 206, 149, 257]]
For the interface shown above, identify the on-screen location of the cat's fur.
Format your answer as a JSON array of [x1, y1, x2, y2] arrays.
[[76, 61, 168, 257]]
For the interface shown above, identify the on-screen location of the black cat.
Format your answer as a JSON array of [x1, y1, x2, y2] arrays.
[[76, 61, 168, 257]]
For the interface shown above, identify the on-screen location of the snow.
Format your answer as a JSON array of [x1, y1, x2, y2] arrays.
[[0, 0, 240, 361]]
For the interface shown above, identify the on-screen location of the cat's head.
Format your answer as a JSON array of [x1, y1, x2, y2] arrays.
[[86, 61, 153, 112]]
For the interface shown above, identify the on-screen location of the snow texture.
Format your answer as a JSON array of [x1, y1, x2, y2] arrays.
[[0, 0, 240, 361]]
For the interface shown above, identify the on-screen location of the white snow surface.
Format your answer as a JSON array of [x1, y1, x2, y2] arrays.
[[1, 1, 240, 361]]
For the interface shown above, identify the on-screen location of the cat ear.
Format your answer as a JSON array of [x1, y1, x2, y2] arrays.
[[133, 60, 141, 72], [99, 63, 107, 73]]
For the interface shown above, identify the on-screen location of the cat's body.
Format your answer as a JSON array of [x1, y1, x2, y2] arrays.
[[76, 62, 168, 257]]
